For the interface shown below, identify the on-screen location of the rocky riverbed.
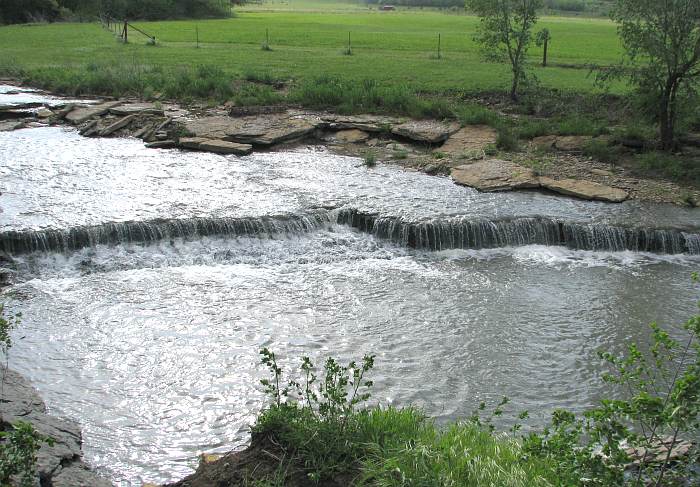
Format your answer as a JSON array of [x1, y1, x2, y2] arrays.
[[1, 83, 698, 206]]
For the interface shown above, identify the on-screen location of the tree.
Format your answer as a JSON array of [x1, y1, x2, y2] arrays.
[[610, 0, 700, 151], [467, 0, 543, 101]]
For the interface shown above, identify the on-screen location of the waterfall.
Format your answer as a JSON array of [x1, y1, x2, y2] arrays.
[[336, 209, 700, 255], [0, 211, 338, 255], [2, 209, 699, 256]]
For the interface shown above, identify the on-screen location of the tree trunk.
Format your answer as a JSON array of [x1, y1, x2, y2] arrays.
[[510, 69, 520, 101], [659, 78, 678, 151]]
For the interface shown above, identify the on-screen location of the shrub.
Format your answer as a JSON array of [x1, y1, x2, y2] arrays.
[[363, 151, 377, 167]]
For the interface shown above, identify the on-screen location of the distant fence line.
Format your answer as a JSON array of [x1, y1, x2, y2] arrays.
[[100, 15, 156, 44]]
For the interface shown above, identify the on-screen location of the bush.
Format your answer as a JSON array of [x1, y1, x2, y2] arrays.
[[635, 151, 700, 182]]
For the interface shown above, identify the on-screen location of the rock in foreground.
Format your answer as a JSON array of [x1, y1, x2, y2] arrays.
[[0, 368, 112, 487]]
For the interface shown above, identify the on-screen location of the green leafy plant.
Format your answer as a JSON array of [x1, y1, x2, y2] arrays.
[[496, 127, 520, 151], [0, 421, 54, 487], [362, 151, 377, 167]]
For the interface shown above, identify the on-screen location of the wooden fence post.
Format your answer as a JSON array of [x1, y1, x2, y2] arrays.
[[123, 20, 128, 43]]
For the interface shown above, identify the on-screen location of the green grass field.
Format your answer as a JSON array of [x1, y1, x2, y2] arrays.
[[0, 7, 624, 95]]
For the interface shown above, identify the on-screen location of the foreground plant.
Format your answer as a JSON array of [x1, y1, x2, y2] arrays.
[[0, 421, 54, 487]]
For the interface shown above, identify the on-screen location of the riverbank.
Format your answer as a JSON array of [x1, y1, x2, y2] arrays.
[[1, 82, 698, 207], [0, 368, 111, 486]]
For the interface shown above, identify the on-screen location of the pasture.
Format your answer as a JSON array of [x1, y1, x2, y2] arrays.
[[0, 7, 624, 96]]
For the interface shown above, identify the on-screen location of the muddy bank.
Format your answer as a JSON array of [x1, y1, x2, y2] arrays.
[[0, 368, 111, 487]]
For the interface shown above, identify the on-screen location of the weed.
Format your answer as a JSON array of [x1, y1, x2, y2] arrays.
[[496, 128, 520, 151], [484, 143, 498, 156], [363, 151, 377, 167], [523, 157, 552, 176], [454, 103, 500, 127], [393, 149, 408, 160], [432, 151, 446, 160], [583, 138, 618, 164]]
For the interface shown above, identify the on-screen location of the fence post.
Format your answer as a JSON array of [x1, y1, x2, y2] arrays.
[[348, 31, 351, 53], [437, 33, 441, 59], [196, 26, 199, 48], [123, 20, 128, 43]]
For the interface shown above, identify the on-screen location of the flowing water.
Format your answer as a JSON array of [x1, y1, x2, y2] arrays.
[[1, 87, 700, 485]]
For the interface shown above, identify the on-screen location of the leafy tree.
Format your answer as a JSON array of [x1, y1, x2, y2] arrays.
[[610, 0, 700, 150], [467, 0, 543, 101]]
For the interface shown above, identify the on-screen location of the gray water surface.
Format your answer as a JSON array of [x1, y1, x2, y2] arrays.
[[1, 88, 699, 485]]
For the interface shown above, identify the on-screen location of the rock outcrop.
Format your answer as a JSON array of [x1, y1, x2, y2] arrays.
[[184, 113, 319, 146], [321, 114, 399, 132], [451, 160, 539, 192], [65, 101, 122, 125], [539, 177, 629, 203], [440, 125, 498, 157], [391, 120, 460, 144], [451, 160, 629, 202], [0, 368, 111, 487]]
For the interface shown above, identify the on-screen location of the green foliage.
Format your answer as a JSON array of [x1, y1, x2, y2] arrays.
[[363, 151, 377, 167], [453, 103, 501, 127], [0, 0, 61, 25], [583, 138, 618, 164], [0, 304, 20, 362], [467, 0, 543, 100], [635, 152, 700, 184], [0, 421, 54, 487], [232, 82, 283, 106], [608, 0, 700, 150], [496, 127, 519, 151], [255, 350, 566, 486], [522, 157, 552, 176]]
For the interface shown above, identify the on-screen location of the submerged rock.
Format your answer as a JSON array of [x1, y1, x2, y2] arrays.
[[0, 368, 112, 487], [451, 160, 539, 192]]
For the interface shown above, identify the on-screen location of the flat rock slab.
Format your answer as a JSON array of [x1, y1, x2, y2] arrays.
[[65, 101, 122, 125], [451, 160, 539, 192], [392, 120, 460, 144], [146, 140, 177, 149], [540, 177, 628, 202], [321, 114, 400, 132], [531, 135, 601, 152], [333, 129, 370, 143], [110, 103, 164, 116], [179, 137, 253, 155], [184, 113, 318, 146], [440, 125, 498, 155], [198, 139, 253, 155]]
